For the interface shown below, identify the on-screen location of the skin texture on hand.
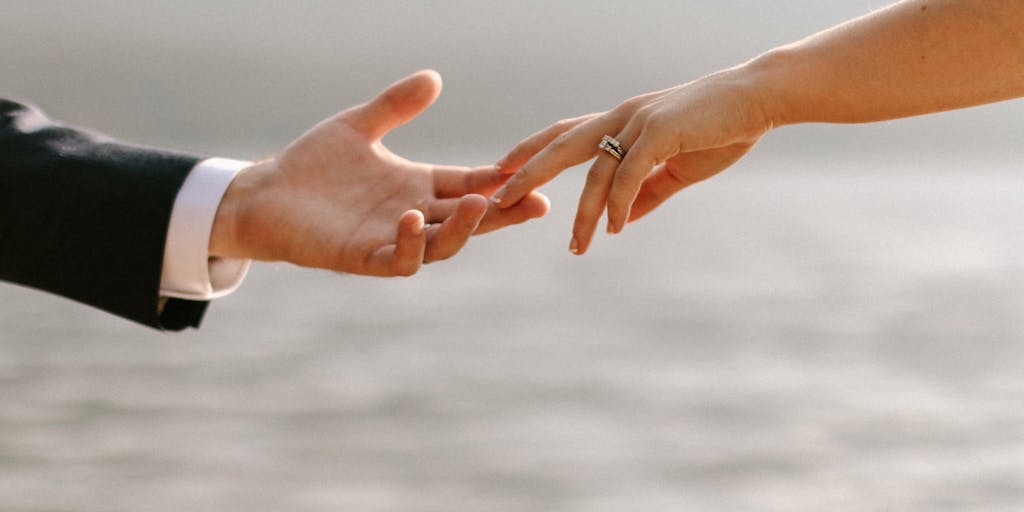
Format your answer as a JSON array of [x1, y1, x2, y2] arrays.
[[491, 0, 1024, 256], [492, 69, 772, 255], [209, 70, 549, 276]]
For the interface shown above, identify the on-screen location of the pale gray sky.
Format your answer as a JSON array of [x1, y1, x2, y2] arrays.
[[1, 1, 1021, 163]]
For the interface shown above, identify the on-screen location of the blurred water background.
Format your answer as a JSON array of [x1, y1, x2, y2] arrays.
[[2, 1, 1024, 511]]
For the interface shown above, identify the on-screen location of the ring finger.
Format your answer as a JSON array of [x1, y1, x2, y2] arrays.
[[570, 123, 641, 254]]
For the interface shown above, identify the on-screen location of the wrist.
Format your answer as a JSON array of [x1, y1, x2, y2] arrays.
[[735, 47, 803, 129], [209, 160, 274, 260]]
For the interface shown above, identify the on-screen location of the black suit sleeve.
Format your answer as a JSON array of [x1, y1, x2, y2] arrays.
[[0, 98, 212, 330]]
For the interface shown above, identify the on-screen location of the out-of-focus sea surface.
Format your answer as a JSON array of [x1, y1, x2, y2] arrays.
[[2, 2, 1024, 511]]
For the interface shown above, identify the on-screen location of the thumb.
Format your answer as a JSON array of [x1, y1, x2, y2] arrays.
[[340, 69, 443, 141]]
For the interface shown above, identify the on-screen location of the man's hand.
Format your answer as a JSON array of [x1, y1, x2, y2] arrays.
[[209, 70, 549, 276]]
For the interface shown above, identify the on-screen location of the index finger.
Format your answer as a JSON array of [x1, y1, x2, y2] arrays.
[[491, 113, 619, 208], [495, 113, 600, 175]]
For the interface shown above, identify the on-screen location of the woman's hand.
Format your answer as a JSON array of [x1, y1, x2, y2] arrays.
[[492, 0, 1024, 256], [491, 66, 775, 254]]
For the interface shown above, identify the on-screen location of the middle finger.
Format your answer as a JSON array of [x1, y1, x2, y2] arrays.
[[570, 123, 641, 254]]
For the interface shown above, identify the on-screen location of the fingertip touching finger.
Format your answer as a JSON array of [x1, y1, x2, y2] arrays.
[[495, 113, 600, 175], [475, 191, 551, 234], [491, 114, 617, 208]]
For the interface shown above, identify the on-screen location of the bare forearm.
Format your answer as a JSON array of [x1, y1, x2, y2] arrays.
[[752, 0, 1024, 126]]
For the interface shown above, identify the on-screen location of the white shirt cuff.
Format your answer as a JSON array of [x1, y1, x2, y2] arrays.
[[160, 157, 253, 301]]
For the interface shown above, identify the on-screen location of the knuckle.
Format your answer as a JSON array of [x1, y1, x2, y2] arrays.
[[617, 93, 658, 116], [634, 103, 655, 119], [553, 118, 575, 131], [616, 96, 643, 113]]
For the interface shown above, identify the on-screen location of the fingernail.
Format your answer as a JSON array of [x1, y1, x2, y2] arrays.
[[494, 157, 507, 169], [491, 187, 506, 204], [606, 222, 619, 234], [569, 237, 580, 254]]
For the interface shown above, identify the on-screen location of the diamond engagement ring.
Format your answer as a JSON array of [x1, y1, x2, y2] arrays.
[[598, 135, 626, 161]]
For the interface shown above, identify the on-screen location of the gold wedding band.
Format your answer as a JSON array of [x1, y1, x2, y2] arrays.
[[598, 135, 626, 161]]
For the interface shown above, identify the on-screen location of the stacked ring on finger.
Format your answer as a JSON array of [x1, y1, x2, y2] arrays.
[[598, 135, 627, 161]]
